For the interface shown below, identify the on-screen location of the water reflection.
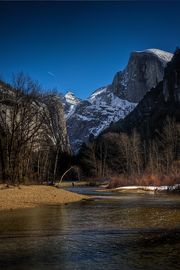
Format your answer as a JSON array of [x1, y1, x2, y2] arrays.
[[0, 192, 179, 270]]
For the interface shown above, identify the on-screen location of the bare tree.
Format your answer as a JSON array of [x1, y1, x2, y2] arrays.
[[40, 92, 70, 183], [0, 74, 69, 184]]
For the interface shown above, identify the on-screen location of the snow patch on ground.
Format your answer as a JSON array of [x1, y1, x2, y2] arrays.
[[113, 184, 180, 192]]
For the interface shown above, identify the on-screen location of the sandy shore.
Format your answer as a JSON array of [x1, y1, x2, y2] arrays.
[[0, 185, 88, 211]]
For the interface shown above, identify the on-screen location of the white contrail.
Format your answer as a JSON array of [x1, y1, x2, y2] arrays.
[[48, 71, 56, 77]]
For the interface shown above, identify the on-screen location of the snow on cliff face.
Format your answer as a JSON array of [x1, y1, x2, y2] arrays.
[[64, 87, 136, 152]]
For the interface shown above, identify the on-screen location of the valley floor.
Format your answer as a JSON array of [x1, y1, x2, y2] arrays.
[[0, 185, 88, 211]]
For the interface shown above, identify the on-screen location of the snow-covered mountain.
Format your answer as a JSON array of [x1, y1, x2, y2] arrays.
[[62, 48, 173, 152], [66, 87, 136, 152], [62, 91, 81, 119]]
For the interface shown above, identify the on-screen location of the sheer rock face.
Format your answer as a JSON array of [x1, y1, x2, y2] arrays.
[[163, 50, 180, 103], [110, 49, 173, 102]]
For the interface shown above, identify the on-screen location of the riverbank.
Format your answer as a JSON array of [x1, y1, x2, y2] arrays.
[[0, 185, 88, 211]]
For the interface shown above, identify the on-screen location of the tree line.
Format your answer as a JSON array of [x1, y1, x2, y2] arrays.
[[78, 117, 180, 186]]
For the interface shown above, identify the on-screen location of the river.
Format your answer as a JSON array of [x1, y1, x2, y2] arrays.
[[0, 187, 180, 270]]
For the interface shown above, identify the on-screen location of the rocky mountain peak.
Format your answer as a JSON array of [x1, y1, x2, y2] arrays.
[[64, 91, 81, 105], [110, 48, 173, 102]]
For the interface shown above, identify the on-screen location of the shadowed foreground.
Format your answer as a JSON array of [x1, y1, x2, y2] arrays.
[[0, 192, 179, 270]]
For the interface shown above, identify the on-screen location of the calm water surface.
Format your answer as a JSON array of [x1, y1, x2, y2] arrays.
[[0, 188, 180, 270]]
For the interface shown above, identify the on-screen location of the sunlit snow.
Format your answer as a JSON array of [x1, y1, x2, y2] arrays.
[[135, 48, 173, 63]]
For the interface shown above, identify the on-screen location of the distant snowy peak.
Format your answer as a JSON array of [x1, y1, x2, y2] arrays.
[[64, 91, 81, 105], [133, 48, 173, 64], [62, 91, 81, 119]]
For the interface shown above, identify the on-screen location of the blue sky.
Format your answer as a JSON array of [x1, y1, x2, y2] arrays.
[[0, 1, 179, 99]]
